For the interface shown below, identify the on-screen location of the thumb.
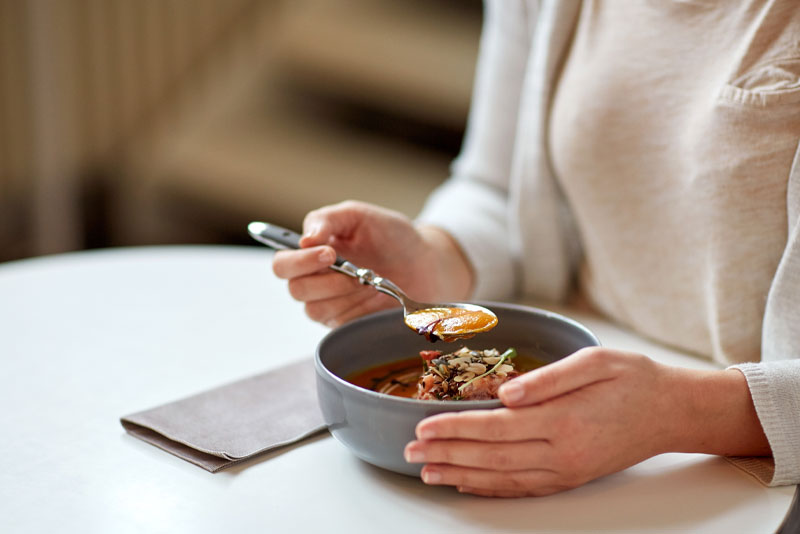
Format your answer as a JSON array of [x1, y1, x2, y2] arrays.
[[299, 201, 366, 248], [498, 347, 617, 407]]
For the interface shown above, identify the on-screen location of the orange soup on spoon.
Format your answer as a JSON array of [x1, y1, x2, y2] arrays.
[[404, 306, 498, 342]]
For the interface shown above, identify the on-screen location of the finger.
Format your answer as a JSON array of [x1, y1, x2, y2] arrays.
[[330, 292, 398, 325], [499, 347, 622, 407], [287, 271, 363, 302], [304, 289, 374, 325], [404, 439, 553, 471], [272, 246, 336, 279], [304, 289, 396, 327], [421, 464, 559, 494], [456, 486, 530, 498], [456, 485, 567, 498], [300, 201, 368, 247], [415, 406, 547, 442]]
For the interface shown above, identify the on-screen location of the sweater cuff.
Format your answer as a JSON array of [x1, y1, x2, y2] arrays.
[[728, 361, 800, 486], [725, 456, 775, 486]]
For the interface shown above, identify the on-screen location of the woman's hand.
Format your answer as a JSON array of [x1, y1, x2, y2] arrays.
[[404, 347, 770, 498], [271, 201, 472, 327]]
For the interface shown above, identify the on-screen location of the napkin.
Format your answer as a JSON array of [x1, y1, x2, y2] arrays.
[[120, 358, 326, 472]]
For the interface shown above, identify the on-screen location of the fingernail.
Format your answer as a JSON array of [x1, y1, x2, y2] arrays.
[[318, 248, 334, 264], [422, 468, 441, 484], [417, 428, 435, 440], [405, 450, 425, 463], [303, 223, 321, 238], [501, 382, 523, 403]]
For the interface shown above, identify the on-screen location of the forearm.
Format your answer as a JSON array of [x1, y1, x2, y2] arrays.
[[664, 367, 771, 457]]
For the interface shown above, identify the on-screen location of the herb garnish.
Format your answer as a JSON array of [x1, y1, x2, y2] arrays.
[[457, 347, 517, 393]]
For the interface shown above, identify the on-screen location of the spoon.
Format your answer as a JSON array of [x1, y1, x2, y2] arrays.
[[247, 221, 497, 342]]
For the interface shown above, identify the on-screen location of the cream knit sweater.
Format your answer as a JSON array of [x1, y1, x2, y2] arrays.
[[419, 0, 800, 486]]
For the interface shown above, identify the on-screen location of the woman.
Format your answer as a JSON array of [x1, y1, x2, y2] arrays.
[[272, 0, 800, 497]]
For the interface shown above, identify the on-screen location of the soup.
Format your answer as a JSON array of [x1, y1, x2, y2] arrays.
[[347, 347, 546, 401]]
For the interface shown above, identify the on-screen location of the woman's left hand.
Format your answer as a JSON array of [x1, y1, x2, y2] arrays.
[[404, 347, 689, 497]]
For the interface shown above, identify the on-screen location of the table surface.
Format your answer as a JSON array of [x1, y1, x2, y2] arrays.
[[1, 246, 795, 534]]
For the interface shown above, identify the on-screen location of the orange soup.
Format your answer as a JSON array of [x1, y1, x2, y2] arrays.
[[404, 307, 498, 342]]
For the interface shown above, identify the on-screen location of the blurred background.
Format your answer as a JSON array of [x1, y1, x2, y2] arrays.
[[0, 0, 482, 263]]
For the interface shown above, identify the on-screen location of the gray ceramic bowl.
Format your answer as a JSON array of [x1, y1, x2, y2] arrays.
[[315, 301, 600, 476]]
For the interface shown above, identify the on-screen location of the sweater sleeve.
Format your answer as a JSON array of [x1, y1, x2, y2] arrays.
[[730, 361, 800, 485], [728, 142, 800, 486], [416, 0, 535, 300]]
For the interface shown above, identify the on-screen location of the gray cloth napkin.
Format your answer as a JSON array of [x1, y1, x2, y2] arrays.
[[120, 358, 326, 472]]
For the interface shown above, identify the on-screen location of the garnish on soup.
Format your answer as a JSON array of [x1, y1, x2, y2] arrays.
[[348, 346, 541, 401], [404, 307, 498, 342], [418, 347, 518, 401]]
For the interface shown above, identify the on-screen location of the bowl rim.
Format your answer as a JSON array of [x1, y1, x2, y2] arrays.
[[314, 301, 600, 407]]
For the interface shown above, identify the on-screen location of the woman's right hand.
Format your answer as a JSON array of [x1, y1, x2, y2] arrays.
[[271, 200, 473, 327]]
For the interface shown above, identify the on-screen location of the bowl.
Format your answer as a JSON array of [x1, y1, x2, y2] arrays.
[[314, 302, 600, 476]]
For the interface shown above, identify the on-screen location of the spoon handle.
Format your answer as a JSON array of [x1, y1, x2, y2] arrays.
[[247, 221, 346, 264], [247, 221, 408, 304]]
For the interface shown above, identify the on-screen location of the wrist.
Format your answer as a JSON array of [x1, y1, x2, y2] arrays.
[[416, 225, 474, 301], [665, 367, 771, 456]]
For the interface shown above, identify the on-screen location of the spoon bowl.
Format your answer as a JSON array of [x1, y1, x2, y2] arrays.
[[247, 221, 498, 341]]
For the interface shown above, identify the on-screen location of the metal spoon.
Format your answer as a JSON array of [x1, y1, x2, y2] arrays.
[[247, 221, 497, 342]]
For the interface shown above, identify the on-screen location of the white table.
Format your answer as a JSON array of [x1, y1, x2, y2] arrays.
[[1, 246, 796, 533]]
